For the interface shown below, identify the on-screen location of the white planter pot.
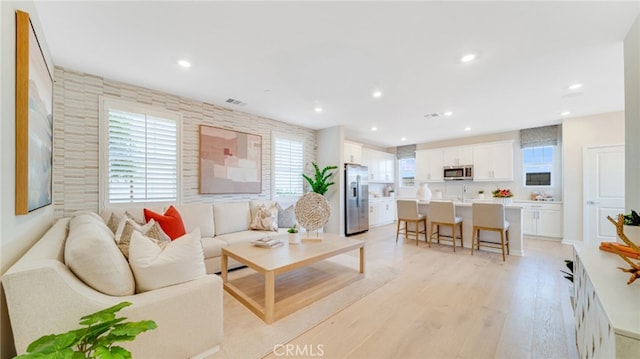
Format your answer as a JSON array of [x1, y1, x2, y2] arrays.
[[623, 225, 640, 247], [288, 233, 301, 245], [494, 197, 512, 205]]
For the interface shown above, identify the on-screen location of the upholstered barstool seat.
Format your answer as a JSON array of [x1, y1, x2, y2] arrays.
[[428, 201, 463, 251], [471, 202, 510, 261], [396, 200, 427, 246]]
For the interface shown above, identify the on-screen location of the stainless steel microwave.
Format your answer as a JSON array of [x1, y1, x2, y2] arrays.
[[443, 165, 473, 180]]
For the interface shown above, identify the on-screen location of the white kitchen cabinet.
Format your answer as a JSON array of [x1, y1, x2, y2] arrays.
[[521, 202, 563, 238], [344, 141, 362, 164], [472, 140, 514, 181], [369, 198, 396, 227], [442, 146, 473, 166], [363, 148, 395, 183], [415, 149, 444, 183]]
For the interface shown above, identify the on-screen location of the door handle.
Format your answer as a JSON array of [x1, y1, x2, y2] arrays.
[[586, 201, 600, 205]]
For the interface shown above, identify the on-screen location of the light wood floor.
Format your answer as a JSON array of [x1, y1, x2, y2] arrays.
[[264, 223, 579, 359]]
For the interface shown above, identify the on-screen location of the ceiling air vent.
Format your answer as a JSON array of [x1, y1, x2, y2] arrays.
[[424, 113, 440, 118], [225, 98, 247, 106]]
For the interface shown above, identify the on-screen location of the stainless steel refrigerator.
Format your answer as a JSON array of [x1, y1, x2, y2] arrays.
[[345, 164, 369, 236]]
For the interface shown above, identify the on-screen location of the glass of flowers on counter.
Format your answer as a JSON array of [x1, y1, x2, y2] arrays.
[[492, 188, 514, 205]]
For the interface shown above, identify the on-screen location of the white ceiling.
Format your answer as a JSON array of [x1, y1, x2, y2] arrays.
[[33, 1, 639, 148]]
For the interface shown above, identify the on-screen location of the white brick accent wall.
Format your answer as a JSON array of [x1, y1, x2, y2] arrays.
[[53, 67, 316, 218]]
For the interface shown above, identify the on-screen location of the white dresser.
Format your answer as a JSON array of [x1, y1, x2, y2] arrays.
[[573, 244, 640, 358]]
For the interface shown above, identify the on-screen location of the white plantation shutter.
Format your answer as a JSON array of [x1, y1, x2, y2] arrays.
[[274, 137, 304, 197], [101, 99, 181, 206]]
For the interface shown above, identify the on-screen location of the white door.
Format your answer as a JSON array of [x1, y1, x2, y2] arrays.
[[584, 145, 625, 245]]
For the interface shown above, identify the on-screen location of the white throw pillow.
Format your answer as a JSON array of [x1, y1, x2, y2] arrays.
[[65, 213, 135, 296], [129, 228, 206, 293], [116, 219, 169, 259], [250, 204, 278, 231]]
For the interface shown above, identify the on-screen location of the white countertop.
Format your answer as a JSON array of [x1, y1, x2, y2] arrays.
[[417, 199, 524, 209]]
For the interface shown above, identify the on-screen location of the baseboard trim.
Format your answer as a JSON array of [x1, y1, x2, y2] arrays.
[[190, 345, 220, 359]]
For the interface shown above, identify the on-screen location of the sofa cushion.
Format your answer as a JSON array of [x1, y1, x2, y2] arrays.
[[144, 205, 187, 240], [117, 219, 168, 259], [250, 200, 275, 219], [129, 228, 206, 293], [213, 202, 252, 235], [277, 203, 297, 229], [173, 204, 215, 238], [250, 204, 278, 231], [200, 237, 228, 258], [65, 212, 135, 296]]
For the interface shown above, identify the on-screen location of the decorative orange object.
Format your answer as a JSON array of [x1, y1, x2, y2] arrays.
[[144, 206, 186, 240]]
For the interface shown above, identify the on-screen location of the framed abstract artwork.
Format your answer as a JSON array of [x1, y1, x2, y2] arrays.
[[15, 10, 53, 214], [199, 125, 262, 194]]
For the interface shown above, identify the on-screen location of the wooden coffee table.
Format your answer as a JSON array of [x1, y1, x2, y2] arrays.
[[221, 234, 365, 324]]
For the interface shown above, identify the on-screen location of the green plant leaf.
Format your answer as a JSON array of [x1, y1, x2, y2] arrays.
[[302, 162, 337, 195], [79, 302, 131, 326], [23, 332, 79, 354], [93, 345, 132, 359]]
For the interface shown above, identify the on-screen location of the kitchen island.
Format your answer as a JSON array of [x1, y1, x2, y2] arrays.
[[417, 200, 524, 256]]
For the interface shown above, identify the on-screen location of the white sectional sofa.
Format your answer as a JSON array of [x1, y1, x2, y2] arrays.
[[101, 200, 291, 274], [3, 199, 292, 357]]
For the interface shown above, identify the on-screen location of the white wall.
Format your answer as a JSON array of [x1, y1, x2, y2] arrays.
[[562, 112, 625, 244], [625, 15, 640, 212], [52, 67, 316, 217], [1, 2, 55, 358], [317, 126, 344, 235]]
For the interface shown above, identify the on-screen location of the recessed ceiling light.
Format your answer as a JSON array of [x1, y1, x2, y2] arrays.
[[560, 111, 571, 116], [464, 126, 471, 131], [401, 137, 407, 141], [371, 126, 378, 131], [568, 83, 583, 90], [460, 54, 476, 63], [372, 90, 383, 98], [314, 107, 323, 113], [444, 111, 453, 117], [177, 59, 191, 68]]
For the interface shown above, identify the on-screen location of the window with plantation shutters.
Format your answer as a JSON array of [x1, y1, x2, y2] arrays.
[[100, 99, 181, 208], [273, 136, 304, 197]]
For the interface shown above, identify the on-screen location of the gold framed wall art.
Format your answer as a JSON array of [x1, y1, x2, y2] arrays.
[[15, 10, 53, 214]]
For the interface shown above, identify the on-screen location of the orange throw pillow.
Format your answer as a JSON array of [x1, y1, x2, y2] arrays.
[[144, 206, 186, 240]]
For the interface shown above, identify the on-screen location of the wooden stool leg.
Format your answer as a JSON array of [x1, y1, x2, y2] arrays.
[[396, 220, 401, 243], [429, 222, 434, 248], [506, 229, 510, 255], [459, 222, 463, 248], [500, 231, 506, 261], [415, 220, 419, 246], [471, 227, 476, 256], [452, 224, 456, 252]]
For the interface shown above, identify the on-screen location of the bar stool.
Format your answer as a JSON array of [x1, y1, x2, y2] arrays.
[[396, 199, 427, 246], [471, 202, 510, 261], [428, 201, 463, 251]]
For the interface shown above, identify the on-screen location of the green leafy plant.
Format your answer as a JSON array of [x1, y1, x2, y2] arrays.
[[302, 162, 338, 195], [623, 209, 640, 226], [478, 190, 484, 194], [287, 225, 298, 234], [17, 302, 157, 359]]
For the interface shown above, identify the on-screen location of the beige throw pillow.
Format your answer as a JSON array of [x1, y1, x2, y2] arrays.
[[65, 213, 135, 296], [117, 219, 168, 258], [250, 204, 278, 231], [128, 228, 206, 293]]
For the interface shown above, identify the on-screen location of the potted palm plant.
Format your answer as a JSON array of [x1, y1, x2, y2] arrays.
[[302, 162, 338, 196]]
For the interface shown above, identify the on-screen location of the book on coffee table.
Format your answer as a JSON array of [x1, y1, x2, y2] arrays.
[[251, 238, 284, 248]]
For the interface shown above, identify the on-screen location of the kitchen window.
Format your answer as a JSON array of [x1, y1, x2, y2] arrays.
[[273, 134, 304, 198], [99, 98, 182, 209], [398, 158, 416, 187], [523, 145, 554, 186]]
